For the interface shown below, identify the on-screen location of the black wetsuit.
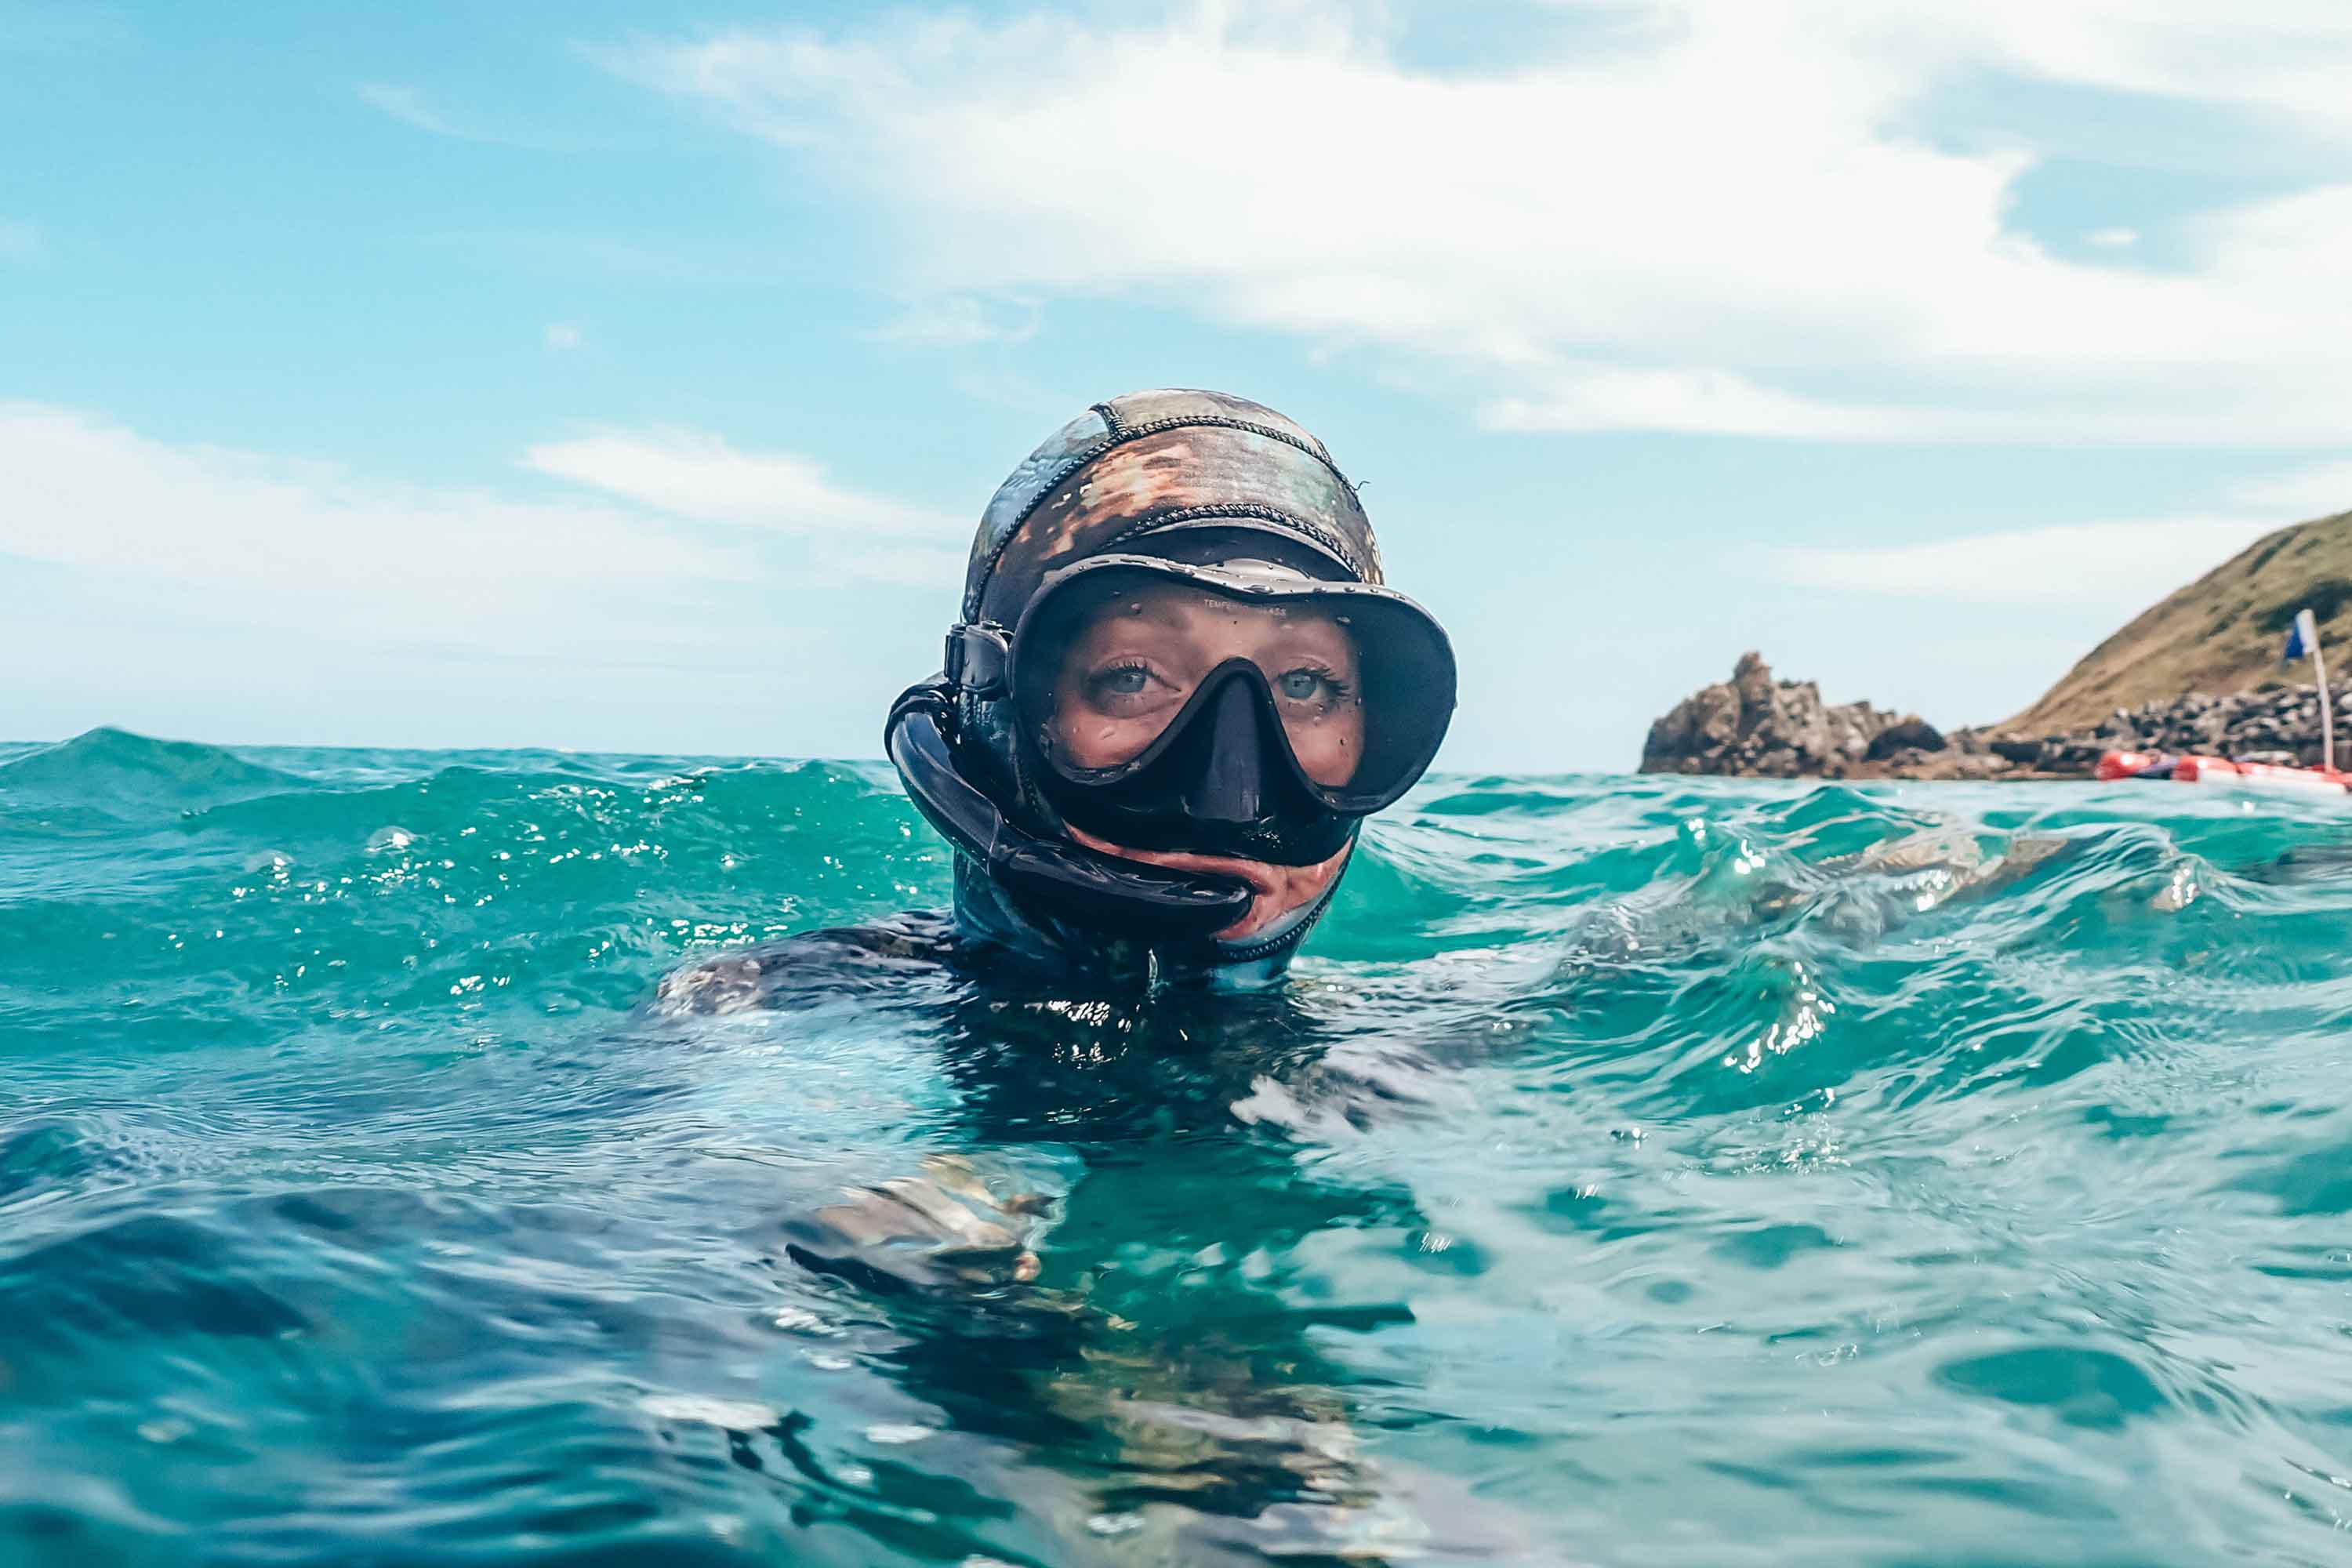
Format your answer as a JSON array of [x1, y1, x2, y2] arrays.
[[643, 921, 1531, 1560]]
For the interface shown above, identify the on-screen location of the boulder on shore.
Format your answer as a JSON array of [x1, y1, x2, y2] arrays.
[[1642, 653, 2352, 780], [1640, 653, 2005, 780]]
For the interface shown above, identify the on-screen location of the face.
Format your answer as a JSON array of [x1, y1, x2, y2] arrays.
[[1047, 585, 1366, 787], [1042, 584, 1366, 942]]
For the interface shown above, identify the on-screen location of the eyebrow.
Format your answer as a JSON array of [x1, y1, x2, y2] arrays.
[[1134, 597, 1195, 630], [1080, 589, 1192, 628], [1260, 616, 1355, 648], [1089, 592, 1352, 645]]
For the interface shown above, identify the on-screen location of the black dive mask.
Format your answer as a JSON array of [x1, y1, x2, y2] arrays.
[[889, 533, 1449, 949], [1006, 554, 1456, 868], [885, 681, 1257, 939], [1039, 657, 1356, 865]]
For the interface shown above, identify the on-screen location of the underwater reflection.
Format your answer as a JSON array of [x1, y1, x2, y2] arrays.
[[654, 946, 1530, 1561], [641, 818, 2111, 1559]]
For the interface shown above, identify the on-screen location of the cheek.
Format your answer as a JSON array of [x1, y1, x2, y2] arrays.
[[1052, 691, 1157, 769], [1290, 710, 1364, 788]]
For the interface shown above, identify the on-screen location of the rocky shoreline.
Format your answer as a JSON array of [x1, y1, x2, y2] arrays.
[[1642, 652, 2350, 781]]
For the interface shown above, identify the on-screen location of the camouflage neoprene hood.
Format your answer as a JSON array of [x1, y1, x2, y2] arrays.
[[886, 388, 1455, 983]]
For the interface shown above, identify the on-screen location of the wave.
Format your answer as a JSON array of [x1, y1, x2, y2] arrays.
[[10, 739, 2352, 1560]]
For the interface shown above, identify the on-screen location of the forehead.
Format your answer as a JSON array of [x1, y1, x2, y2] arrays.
[[1069, 583, 1348, 638]]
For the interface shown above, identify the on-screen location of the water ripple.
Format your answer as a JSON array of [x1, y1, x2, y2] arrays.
[[7, 735, 2352, 1561]]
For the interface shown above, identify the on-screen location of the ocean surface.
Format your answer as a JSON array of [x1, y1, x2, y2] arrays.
[[9, 728, 2352, 1566]]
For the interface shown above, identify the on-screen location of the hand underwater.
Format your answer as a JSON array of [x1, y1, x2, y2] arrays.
[[793, 1154, 1054, 1292]]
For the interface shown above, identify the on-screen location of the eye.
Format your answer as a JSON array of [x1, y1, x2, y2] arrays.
[[1276, 670, 1325, 701], [1081, 659, 1168, 712]]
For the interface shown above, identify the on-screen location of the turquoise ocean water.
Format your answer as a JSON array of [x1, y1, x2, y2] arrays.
[[8, 727, 2352, 1564]]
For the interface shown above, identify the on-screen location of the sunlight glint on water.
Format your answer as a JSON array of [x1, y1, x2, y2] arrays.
[[5, 728, 2352, 1564]]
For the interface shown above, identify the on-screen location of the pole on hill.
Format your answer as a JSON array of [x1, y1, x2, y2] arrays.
[[2321, 639, 2336, 773], [2287, 607, 2334, 772]]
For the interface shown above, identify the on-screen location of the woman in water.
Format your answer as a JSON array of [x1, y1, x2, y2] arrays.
[[661, 387, 1455, 1008], [652, 396, 2058, 1555], [650, 391, 1495, 1557]]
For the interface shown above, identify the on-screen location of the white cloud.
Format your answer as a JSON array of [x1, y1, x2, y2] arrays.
[[524, 430, 965, 539], [871, 295, 1036, 348], [0, 405, 967, 667], [358, 83, 474, 140], [2086, 227, 2140, 248], [0, 405, 971, 752], [1483, 367, 1924, 441], [544, 321, 583, 350], [357, 82, 596, 152], [2231, 459, 2352, 517], [1767, 517, 2280, 612], [1867, 0, 2352, 144], [608, 1, 2352, 445], [0, 403, 755, 656], [1731, 446, 2352, 615]]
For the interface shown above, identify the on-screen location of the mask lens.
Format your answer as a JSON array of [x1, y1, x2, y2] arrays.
[[1017, 577, 1360, 782], [1010, 561, 1454, 814]]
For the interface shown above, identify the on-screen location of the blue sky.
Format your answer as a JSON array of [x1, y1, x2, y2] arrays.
[[6, 0, 2351, 771]]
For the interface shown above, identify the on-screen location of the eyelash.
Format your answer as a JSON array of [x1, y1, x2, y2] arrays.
[[1287, 662, 1352, 699], [1087, 658, 1353, 702], [1080, 658, 1159, 699]]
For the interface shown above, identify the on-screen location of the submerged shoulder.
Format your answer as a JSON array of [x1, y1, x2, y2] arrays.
[[652, 909, 964, 1016]]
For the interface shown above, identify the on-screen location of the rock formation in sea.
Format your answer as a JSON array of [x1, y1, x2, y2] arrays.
[[1640, 653, 2008, 779], [1645, 502, 2352, 780], [1640, 652, 2352, 779]]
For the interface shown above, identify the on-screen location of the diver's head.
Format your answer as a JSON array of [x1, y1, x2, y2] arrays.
[[1034, 578, 1364, 942], [886, 389, 1454, 982]]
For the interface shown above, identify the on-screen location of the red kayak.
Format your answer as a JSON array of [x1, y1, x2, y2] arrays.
[[2097, 750, 2352, 794]]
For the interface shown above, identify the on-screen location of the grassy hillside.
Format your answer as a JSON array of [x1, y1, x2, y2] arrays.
[[2006, 508, 2352, 734]]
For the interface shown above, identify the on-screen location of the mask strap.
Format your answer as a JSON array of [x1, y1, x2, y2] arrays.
[[942, 623, 1012, 697], [885, 681, 1253, 936]]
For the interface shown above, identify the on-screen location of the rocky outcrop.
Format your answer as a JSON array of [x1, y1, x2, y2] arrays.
[[1980, 681, 2352, 775], [1642, 653, 2009, 780], [1643, 653, 2352, 780]]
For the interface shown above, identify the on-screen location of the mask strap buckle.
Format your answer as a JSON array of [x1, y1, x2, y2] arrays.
[[944, 622, 1012, 696]]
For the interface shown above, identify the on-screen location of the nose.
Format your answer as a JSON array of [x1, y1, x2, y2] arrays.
[[1183, 678, 1265, 825]]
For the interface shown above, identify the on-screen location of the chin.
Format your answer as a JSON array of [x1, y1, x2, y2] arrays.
[[1062, 826, 1353, 941]]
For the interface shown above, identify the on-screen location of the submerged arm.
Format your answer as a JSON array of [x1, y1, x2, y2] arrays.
[[652, 911, 964, 1016]]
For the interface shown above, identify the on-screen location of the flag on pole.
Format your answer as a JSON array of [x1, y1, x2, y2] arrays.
[[2285, 608, 2320, 663]]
